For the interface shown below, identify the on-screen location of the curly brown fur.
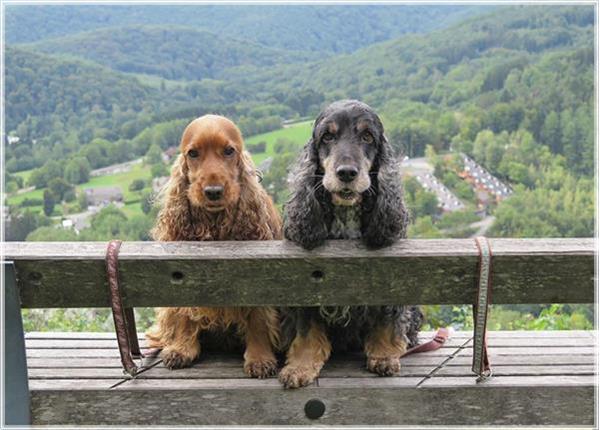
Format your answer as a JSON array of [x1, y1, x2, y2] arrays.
[[146, 115, 282, 378], [280, 100, 422, 388]]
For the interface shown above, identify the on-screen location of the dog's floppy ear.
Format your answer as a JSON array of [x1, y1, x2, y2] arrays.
[[283, 138, 331, 249], [152, 154, 194, 241], [230, 149, 281, 240], [361, 134, 409, 248]]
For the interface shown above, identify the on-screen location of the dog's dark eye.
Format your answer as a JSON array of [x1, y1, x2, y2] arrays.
[[322, 133, 335, 143], [187, 149, 199, 158], [223, 146, 235, 157], [362, 132, 374, 144]]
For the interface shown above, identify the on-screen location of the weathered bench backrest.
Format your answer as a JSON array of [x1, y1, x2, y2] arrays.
[[5, 238, 594, 308]]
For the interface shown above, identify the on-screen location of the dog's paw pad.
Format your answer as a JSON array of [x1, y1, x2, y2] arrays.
[[161, 351, 193, 369], [244, 359, 278, 379], [278, 365, 317, 388], [366, 356, 401, 376]]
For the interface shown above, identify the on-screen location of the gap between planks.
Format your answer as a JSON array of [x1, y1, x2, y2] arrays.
[[416, 336, 473, 388], [108, 356, 164, 390]]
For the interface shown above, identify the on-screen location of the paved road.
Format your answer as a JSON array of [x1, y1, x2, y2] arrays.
[[90, 158, 142, 177], [470, 215, 496, 237], [400, 157, 465, 212], [400, 157, 434, 174]]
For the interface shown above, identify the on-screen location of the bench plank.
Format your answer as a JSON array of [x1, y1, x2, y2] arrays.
[[30, 386, 594, 425], [7, 238, 594, 307]]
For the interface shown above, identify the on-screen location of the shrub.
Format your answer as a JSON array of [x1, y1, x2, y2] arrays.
[[247, 141, 267, 154], [20, 198, 43, 207], [129, 179, 146, 192]]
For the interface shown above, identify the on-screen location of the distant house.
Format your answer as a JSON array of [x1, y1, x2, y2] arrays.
[[84, 187, 124, 206], [164, 147, 179, 162], [458, 154, 512, 205]]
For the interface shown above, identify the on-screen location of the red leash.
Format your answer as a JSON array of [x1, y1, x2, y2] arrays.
[[402, 327, 450, 357]]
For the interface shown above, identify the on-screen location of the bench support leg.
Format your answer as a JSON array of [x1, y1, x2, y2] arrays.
[[3, 262, 31, 425]]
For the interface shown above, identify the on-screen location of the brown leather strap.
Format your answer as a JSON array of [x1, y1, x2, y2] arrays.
[[402, 327, 450, 357], [125, 307, 142, 358], [473, 236, 493, 381], [106, 240, 139, 376]]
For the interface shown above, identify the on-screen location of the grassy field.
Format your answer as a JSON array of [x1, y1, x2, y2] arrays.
[[246, 120, 312, 165], [81, 163, 150, 203], [13, 168, 34, 183], [6, 163, 152, 217]]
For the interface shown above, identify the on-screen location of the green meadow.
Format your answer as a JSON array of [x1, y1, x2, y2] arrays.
[[246, 120, 312, 165]]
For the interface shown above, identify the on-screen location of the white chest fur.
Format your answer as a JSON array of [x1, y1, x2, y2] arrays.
[[329, 205, 362, 239]]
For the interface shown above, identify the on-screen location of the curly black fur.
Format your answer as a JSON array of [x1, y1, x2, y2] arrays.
[[282, 99, 422, 353]]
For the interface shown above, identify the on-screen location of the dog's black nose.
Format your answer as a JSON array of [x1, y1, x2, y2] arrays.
[[204, 186, 224, 201], [336, 165, 359, 183]]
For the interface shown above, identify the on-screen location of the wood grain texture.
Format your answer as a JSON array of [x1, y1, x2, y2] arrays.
[[6, 238, 594, 307], [30, 386, 594, 425]]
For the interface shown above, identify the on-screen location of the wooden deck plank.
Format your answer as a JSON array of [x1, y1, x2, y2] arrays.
[[420, 375, 594, 387], [28, 379, 122, 390], [435, 354, 594, 366], [460, 346, 595, 355], [435, 365, 595, 376], [28, 368, 131, 379], [27, 358, 125, 368]]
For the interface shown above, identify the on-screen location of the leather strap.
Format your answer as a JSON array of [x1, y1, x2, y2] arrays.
[[106, 240, 141, 377], [473, 236, 493, 381], [402, 327, 450, 357]]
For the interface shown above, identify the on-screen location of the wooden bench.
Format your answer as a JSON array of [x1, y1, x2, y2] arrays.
[[4, 238, 595, 425]]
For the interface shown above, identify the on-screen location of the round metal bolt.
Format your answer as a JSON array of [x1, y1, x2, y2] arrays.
[[304, 398, 325, 419]]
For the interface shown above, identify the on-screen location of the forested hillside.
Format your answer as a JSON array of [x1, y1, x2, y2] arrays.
[[6, 5, 481, 52], [215, 6, 593, 171], [26, 26, 316, 81], [5, 5, 594, 238]]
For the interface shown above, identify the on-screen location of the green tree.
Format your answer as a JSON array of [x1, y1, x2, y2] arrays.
[[141, 191, 155, 214], [145, 144, 163, 165], [43, 189, 55, 216], [64, 157, 91, 184], [26, 226, 79, 241], [129, 179, 146, 192], [5, 211, 49, 241], [540, 111, 562, 153], [150, 163, 169, 178], [77, 191, 89, 212], [48, 177, 73, 201]]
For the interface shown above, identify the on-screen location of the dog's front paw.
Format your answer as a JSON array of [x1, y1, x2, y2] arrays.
[[366, 356, 401, 376], [279, 365, 318, 388], [161, 349, 195, 369], [244, 357, 278, 379]]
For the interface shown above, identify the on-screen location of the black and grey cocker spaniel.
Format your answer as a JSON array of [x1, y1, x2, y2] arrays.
[[280, 100, 423, 388]]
